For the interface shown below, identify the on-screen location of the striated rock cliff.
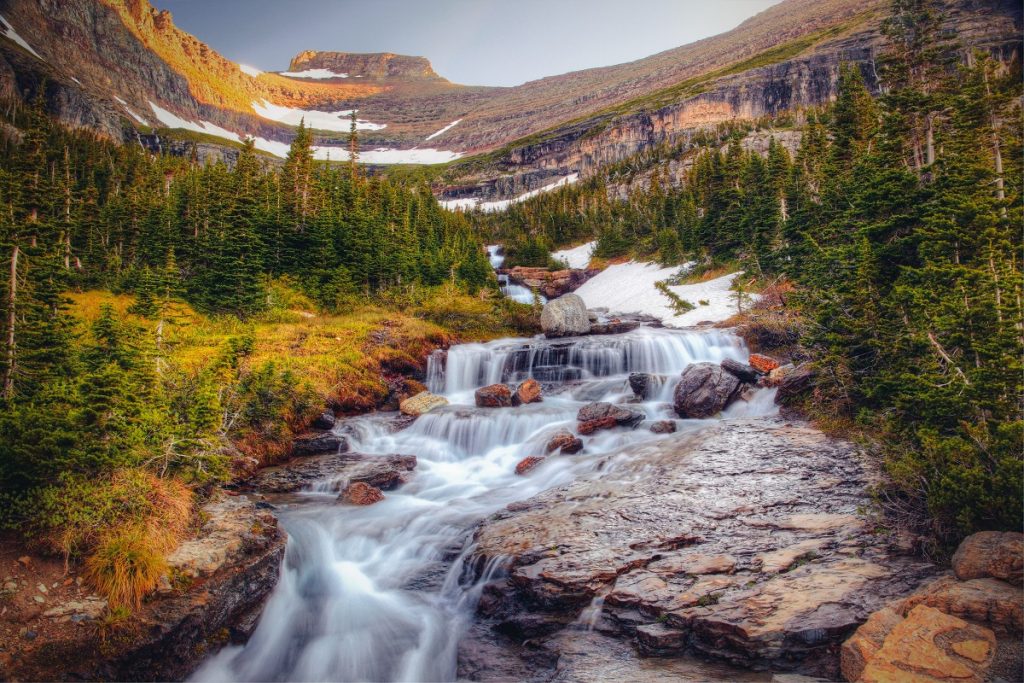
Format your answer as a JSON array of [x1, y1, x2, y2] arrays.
[[289, 50, 445, 82]]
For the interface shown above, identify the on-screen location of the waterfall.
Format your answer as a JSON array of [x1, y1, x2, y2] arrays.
[[192, 324, 775, 683]]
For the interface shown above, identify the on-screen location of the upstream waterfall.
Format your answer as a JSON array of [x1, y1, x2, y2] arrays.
[[192, 323, 777, 682]]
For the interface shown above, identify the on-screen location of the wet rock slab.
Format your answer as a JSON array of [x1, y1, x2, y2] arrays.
[[469, 418, 938, 676], [237, 452, 417, 493]]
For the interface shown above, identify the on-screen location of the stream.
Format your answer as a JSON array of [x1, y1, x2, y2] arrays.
[[193, 323, 779, 682]]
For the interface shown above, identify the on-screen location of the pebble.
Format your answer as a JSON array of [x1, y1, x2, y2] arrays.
[[22, 630, 37, 641], [37, 583, 47, 594], [3, 581, 16, 591], [32, 595, 45, 604]]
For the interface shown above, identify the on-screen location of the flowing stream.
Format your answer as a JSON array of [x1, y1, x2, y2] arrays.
[[194, 326, 777, 682], [193, 252, 778, 681]]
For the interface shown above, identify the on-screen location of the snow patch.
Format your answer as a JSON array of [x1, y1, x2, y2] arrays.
[[252, 100, 385, 131], [425, 119, 461, 141], [239, 64, 263, 77], [149, 101, 243, 142], [440, 173, 579, 212], [552, 241, 595, 270], [278, 68, 349, 79], [0, 14, 43, 60], [574, 261, 747, 327], [115, 97, 148, 126], [146, 101, 459, 164]]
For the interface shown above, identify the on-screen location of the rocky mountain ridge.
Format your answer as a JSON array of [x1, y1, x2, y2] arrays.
[[0, 0, 1018, 197]]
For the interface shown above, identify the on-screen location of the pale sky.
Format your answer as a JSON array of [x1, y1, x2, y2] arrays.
[[157, 0, 782, 87]]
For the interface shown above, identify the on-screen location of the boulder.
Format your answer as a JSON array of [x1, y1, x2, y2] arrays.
[[649, 420, 677, 434], [515, 456, 545, 475], [338, 482, 384, 506], [577, 401, 644, 433], [721, 358, 760, 384], [546, 431, 583, 455], [763, 363, 795, 387], [775, 363, 817, 405], [291, 432, 347, 456], [897, 576, 1023, 634], [628, 372, 654, 400], [673, 362, 742, 418], [399, 391, 449, 416], [749, 353, 781, 374], [475, 383, 513, 408], [311, 411, 336, 430], [841, 604, 996, 682], [540, 294, 591, 338], [514, 379, 543, 405], [951, 531, 1023, 584]]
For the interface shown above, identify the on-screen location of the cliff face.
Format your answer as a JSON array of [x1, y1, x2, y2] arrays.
[[289, 50, 444, 82], [438, 0, 1022, 202]]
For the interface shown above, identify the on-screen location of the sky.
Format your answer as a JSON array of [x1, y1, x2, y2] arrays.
[[157, 0, 782, 87]]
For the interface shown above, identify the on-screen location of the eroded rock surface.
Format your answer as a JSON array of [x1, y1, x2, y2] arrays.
[[239, 452, 417, 493], [673, 362, 742, 418], [469, 418, 937, 677]]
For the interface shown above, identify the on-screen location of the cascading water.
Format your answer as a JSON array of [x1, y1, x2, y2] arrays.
[[488, 244, 547, 305], [192, 325, 776, 683]]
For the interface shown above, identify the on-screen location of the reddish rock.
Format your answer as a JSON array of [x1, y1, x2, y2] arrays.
[[514, 379, 542, 405], [842, 604, 996, 683], [649, 420, 676, 434], [515, 456, 545, 475], [475, 383, 513, 408], [339, 482, 384, 505], [748, 353, 781, 374], [578, 416, 618, 435], [951, 531, 1023, 584], [546, 431, 583, 454]]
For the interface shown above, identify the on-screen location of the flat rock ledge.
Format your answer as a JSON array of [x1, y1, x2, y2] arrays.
[[3, 492, 285, 682], [235, 451, 417, 494], [465, 418, 939, 680]]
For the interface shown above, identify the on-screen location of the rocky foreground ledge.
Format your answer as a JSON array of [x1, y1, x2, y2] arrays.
[[464, 417, 946, 680], [1, 493, 285, 681]]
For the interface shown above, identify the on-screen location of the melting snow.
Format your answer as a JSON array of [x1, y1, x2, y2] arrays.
[[0, 14, 43, 60], [440, 173, 579, 212], [278, 68, 349, 79], [149, 101, 243, 141], [574, 261, 747, 327], [425, 119, 461, 141], [252, 100, 386, 131], [552, 241, 594, 270], [147, 101, 459, 164], [239, 64, 263, 77], [115, 97, 149, 126]]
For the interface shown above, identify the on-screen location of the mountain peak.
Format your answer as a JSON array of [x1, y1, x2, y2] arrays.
[[288, 50, 445, 81]]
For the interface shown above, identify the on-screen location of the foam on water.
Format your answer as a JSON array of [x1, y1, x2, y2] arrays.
[[193, 323, 776, 682]]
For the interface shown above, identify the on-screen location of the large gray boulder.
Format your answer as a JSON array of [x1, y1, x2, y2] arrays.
[[673, 362, 742, 418], [541, 294, 591, 338]]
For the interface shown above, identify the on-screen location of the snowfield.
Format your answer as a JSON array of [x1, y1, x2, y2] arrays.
[[278, 68, 349, 79], [0, 14, 43, 60], [252, 100, 386, 131], [239, 64, 263, 77], [147, 101, 461, 164], [425, 119, 461, 141], [115, 97, 149, 126], [552, 241, 594, 269], [439, 173, 579, 212], [574, 261, 746, 327]]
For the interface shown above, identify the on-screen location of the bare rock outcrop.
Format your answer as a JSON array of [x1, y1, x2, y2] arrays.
[[469, 419, 937, 678]]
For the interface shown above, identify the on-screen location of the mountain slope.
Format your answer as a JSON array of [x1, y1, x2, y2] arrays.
[[0, 0, 1018, 189]]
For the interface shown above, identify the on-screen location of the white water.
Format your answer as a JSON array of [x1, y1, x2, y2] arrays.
[[487, 245, 548, 305], [192, 322, 777, 682]]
